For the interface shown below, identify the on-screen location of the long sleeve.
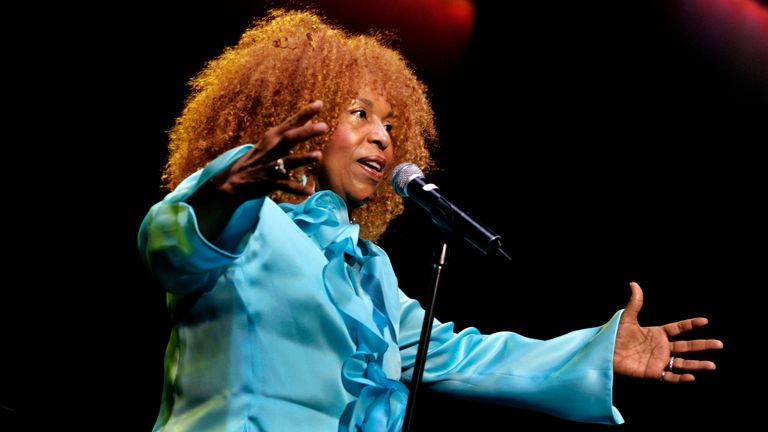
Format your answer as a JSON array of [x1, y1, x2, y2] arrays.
[[138, 144, 263, 294], [397, 290, 625, 424]]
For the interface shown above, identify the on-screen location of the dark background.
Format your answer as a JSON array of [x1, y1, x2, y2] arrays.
[[4, 0, 761, 430]]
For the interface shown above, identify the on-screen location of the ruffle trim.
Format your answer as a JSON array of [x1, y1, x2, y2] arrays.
[[280, 192, 407, 431]]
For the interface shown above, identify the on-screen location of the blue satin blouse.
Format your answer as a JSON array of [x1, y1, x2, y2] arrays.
[[138, 145, 624, 431]]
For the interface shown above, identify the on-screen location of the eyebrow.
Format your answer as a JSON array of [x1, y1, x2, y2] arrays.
[[354, 97, 395, 119]]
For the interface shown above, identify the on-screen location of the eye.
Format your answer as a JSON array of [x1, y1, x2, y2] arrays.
[[352, 109, 367, 119], [384, 123, 393, 133]]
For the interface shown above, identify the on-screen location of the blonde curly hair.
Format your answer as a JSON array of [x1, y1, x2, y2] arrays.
[[164, 9, 436, 240]]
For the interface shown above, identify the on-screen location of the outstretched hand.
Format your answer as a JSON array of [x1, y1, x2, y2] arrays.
[[613, 282, 723, 383]]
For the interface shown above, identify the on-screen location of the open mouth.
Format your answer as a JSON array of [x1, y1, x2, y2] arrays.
[[356, 156, 386, 178]]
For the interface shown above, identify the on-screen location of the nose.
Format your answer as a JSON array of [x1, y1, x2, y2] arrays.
[[367, 122, 390, 150]]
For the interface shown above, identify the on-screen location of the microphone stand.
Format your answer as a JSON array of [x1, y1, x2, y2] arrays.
[[403, 240, 449, 432]]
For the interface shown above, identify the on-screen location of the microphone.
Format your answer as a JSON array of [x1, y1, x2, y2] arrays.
[[391, 163, 509, 259]]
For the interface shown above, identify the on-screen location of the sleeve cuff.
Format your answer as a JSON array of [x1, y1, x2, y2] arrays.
[[141, 144, 264, 271]]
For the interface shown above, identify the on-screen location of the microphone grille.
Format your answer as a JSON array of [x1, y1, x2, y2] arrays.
[[390, 162, 424, 197]]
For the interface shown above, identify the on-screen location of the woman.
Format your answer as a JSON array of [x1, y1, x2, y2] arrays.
[[139, 10, 722, 431]]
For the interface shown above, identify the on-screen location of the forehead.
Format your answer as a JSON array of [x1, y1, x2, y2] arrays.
[[353, 87, 392, 113]]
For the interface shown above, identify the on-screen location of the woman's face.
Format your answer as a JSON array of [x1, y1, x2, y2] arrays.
[[316, 90, 395, 208]]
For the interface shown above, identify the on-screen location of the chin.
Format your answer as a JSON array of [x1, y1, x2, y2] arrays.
[[346, 189, 377, 209], [346, 195, 370, 210]]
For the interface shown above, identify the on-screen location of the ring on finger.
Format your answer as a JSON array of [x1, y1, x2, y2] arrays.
[[659, 371, 666, 382], [274, 158, 287, 175], [667, 356, 675, 371]]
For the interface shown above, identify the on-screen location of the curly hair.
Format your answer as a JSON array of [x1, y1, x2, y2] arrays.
[[164, 9, 436, 240]]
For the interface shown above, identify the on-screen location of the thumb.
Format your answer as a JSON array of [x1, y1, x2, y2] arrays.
[[621, 282, 644, 323]]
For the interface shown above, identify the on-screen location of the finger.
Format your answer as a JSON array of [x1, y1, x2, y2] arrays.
[[662, 317, 709, 337], [621, 282, 644, 323], [672, 357, 717, 371], [283, 121, 328, 143], [282, 151, 322, 171], [256, 100, 325, 156], [265, 120, 328, 158], [269, 119, 327, 154], [275, 100, 325, 135], [261, 152, 321, 181], [671, 339, 724, 353], [662, 372, 696, 383], [275, 178, 316, 197]]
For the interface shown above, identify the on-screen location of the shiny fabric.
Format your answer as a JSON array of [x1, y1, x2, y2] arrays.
[[281, 192, 408, 431], [139, 145, 625, 431]]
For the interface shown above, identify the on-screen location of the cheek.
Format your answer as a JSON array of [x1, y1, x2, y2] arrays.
[[318, 144, 351, 184], [325, 140, 354, 165], [327, 122, 355, 149], [384, 146, 395, 166]]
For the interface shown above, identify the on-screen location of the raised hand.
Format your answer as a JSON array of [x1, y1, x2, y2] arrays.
[[613, 282, 723, 383], [187, 101, 328, 240], [217, 100, 328, 199]]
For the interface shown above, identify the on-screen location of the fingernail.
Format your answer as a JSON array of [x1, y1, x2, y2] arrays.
[[312, 100, 323, 109], [314, 122, 327, 132]]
